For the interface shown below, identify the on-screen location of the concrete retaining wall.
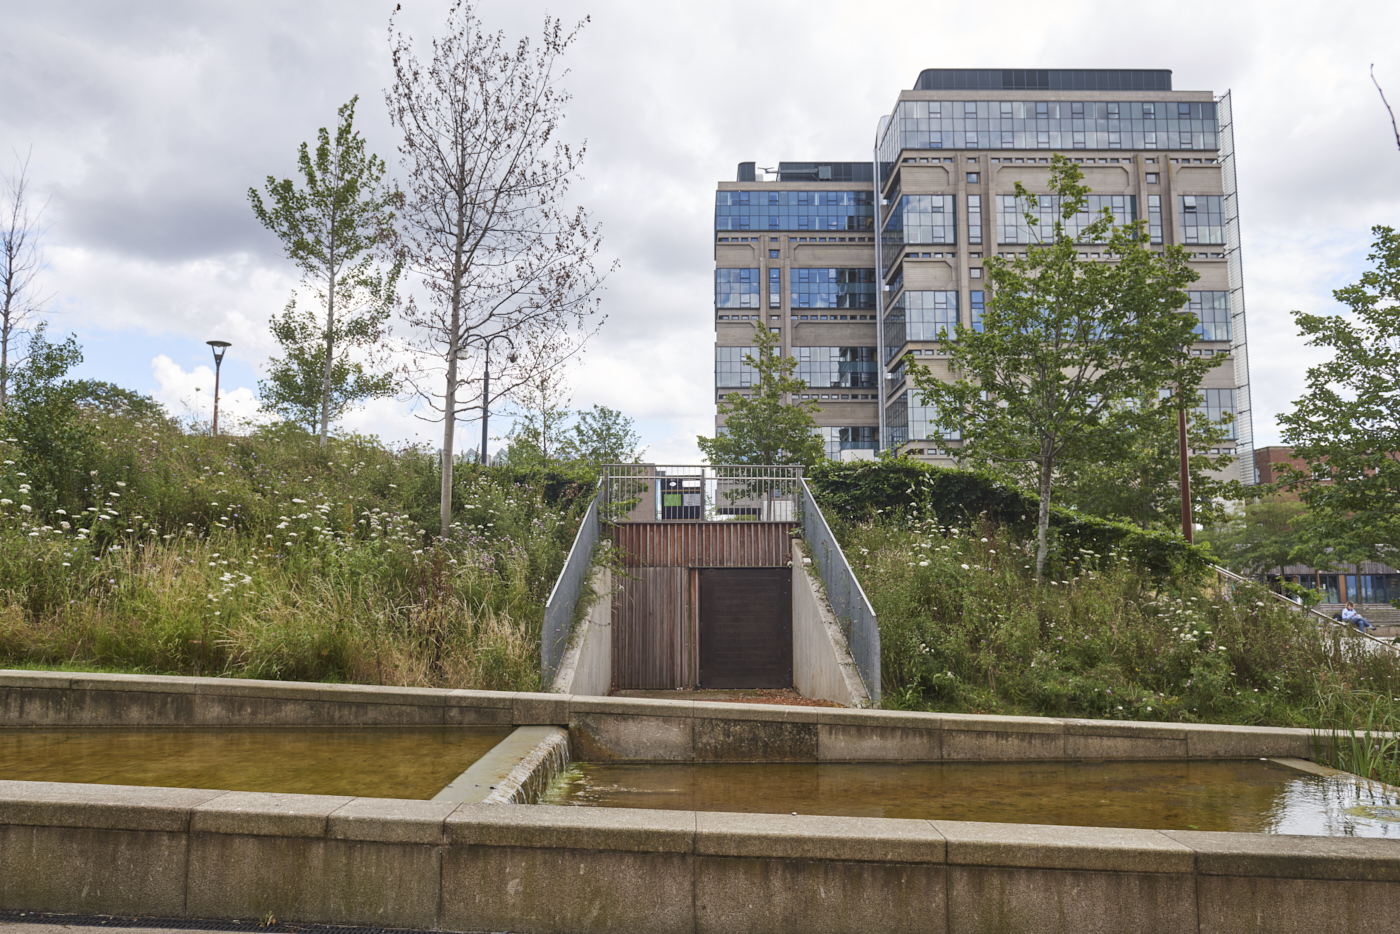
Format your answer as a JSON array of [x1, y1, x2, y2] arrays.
[[549, 567, 613, 696], [2, 779, 1397, 934], [792, 541, 871, 708]]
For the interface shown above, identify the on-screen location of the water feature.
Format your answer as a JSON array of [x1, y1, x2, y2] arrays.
[[0, 726, 512, 799], [543, 758, 1400, 837]]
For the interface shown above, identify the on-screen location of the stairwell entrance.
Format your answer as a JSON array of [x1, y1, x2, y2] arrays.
[[698, 568, 792, 689]]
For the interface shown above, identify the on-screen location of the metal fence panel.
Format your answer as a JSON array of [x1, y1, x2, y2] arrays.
[[799, 478, 881, 703], [541, 490, 601, 684], [601, 464, 803, 522]]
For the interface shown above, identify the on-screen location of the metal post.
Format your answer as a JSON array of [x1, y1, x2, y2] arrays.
[[206, 341, 231, 436], [480, 345, 490, 466]]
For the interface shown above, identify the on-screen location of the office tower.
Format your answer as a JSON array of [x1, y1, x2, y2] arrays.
[[714, 69, 1254, 483]]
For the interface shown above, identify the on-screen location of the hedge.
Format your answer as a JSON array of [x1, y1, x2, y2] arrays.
[[805, 459, 1211, 579]]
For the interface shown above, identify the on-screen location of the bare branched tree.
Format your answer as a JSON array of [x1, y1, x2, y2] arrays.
[[386, 0, 611, 536], [0, 149, 50, 410], [1374, 64, 1400, 154]]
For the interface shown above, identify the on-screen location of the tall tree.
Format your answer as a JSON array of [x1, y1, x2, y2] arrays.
[[499, 363, 572, 468], [1277, 225, 1400, 565], [0, 149, 49, 410], [248, 96, 401, 446], [910, 155, 1211, 579], [698, 324, 824, 466], [563, 404, 646, 465], [387, 1, 611, 537], [1199, 494, 1311, 578]]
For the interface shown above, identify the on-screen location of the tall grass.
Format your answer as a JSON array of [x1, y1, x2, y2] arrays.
[[0, 407, 593, 690], [843, 516, 1400, 773]]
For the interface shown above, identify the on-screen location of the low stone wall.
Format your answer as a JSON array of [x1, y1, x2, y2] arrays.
[[433, 726, 571, 804], [792, 540, 871, 707], [2, 780, 1398, 934], [1, 670, 1319, 762]]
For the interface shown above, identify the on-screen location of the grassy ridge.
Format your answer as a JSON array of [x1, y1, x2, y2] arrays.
[[0, 407, 591, 690]]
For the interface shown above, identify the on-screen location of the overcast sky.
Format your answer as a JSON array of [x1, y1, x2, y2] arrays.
[[3, 0, 1399, 463]]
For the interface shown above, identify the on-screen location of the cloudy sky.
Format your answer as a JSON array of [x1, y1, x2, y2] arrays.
[[3, 0, 1399, 463]]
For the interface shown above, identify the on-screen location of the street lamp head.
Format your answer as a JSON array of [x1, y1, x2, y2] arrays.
[[207, 340, 231, 365]]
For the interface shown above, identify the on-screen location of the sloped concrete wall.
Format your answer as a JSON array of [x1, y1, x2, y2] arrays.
[[549, 567, 612, 696], [792, 540, 871, 707]]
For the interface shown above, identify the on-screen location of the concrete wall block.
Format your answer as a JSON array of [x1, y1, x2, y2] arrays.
[[0, 686, 70, 727], [441, 845, 695, 934], [948, 865, 1197, 934], [187, 833, 441, 930], [1160, 830, 1400, 881], [937, 821, 1195, 874], [570, 695, 696, 718], [1063, 734, 1188, 759], [692, 701, 822, 723], [0, 781, 223, 832], [512, 692, 572, 726], [696, 857, 947, 934], [696, 811, 945, 863], [940, 729, 1065, 760], [0, 825, 189, 917], [818, 723, 942, 762], [694, 718, 819, 762], [1195, 875, 1400, 934], [1184, 724, 1314, 759], [190, 791, 355, 838], [326, 798, 457, 845], [66, 689, 201, 726], [445, 802, 695, 853], [570, 713, 696, 761]]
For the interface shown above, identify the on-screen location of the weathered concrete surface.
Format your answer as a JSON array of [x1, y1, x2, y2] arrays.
[[791, 541, 871, 708], [434, 725, 569, 804], [0, 669, 1322, 765], [2, 780, 1400, 933], [549, 567, 612, 697]]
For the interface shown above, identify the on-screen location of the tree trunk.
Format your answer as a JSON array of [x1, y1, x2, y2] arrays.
[[0, 316, 8, 411], [319, 267, 336, 447], [1035, 452, 1054, 582], [440, 294, 461, 540]]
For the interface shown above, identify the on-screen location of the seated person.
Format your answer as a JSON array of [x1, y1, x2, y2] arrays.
[[1340, 601, 1374, 633]]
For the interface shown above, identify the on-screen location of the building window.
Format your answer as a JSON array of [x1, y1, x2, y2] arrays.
[[970, 267, 982, 279], [1148, 194, 1163, 244], [967, 194, 982, 244], [789, 268, 877, 309], [883, 195, 956, 271], [1179, 195, 1225, 244], [970, 290, 985, 332], [887, 390, 960, 445], [715, 346, 761, 388], [884, 291, 959, 359], [967, 172, 979, 184], [815, 426, 879, 460], [1198, 388, 1237, 439], [1188, 291, 1231, 341], [996, 194, 1136, 244], [769, 249, 780, 259], [769, 268, 781, 308], [715, 268, 760, 308], [715, 189, 875, 231], [1146, 172, 1159, 184], [795, 346, 878, 389]]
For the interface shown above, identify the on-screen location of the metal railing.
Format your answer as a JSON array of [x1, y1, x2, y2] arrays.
[[1213, 564, 1399, 656], [541, 487, 602, 684], [600, 464, 804, 523], [799, 478, 881, 703]]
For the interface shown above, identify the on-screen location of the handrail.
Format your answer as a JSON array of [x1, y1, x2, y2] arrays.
[[1212, 563, 1399, 654], [541, 485, 603, 683]]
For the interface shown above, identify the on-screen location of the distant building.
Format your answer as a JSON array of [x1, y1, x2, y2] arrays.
[[714, 69, 1254, 482]]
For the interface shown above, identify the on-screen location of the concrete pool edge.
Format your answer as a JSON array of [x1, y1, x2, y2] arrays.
[[0, 670, 1325, 761], [2, 782, 1399, 934], [432, 726, 570, 804]]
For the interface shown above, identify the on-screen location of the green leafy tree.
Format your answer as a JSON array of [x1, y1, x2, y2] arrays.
[[249, 96, 401, 445], [562, 404, 645, 465], [1277, 225, 1400, 565], [1057, 390, 1241, 530], [1199, 494, 1311, 578], [0, 324, 89, 514], [698, 324, 823, 466], [910, 155, 1211, 579], [499, 366, 572, 468]]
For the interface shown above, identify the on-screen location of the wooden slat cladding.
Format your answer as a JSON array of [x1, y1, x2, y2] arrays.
[[612, 567, 688, 690], [608, 522, 794, 568]]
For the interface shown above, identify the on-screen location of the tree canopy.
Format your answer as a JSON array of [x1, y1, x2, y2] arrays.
[[697, 324, 823, 467]]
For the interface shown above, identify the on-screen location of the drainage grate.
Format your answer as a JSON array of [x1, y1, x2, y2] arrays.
[[0, 912, 496, 934]]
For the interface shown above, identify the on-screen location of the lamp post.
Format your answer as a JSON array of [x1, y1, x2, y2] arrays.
[[207, 341, 231, 435], [463, 333, 515, 466], [1178, 405, 1193, 543]]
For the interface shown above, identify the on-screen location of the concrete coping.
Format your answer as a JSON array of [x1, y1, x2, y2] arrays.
[[3, 780, 1399, 877], [0, 672, 1321, 750]]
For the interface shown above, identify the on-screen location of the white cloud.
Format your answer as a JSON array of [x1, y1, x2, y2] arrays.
[[150, 354, 262, 429]]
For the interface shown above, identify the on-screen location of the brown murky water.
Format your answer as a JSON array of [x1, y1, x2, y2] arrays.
[[0, 726, 511, 799], [545, 759, 1400, 837]]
